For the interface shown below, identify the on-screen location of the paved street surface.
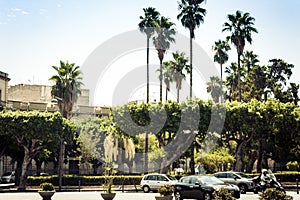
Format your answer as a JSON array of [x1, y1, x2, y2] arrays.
[[0, 191, 299, 200]]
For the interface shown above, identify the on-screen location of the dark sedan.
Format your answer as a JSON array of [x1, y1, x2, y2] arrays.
[[174, 175, 240, 200]]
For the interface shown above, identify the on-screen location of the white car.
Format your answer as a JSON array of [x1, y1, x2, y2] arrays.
[[1, 171, 15, 183], [140, 173, 178, 193]]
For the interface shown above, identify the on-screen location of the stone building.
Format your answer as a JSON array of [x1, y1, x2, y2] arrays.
[[0, 71, 10, 105], [0, 71, 10, 176]]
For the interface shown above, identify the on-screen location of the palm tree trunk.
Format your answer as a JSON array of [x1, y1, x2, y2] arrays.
[[144, 131, 149, 173], [220, 63, 223, 103], [177, 85, 180, 103], [147, 36, 150, 103], [165, 87, 168, 101], [238, 54, 242, 102], [159, 59, 163, 102], [189, 31, 193, 99]]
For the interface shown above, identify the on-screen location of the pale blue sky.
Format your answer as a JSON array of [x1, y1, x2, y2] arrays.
[[0, 0, 299, 105]]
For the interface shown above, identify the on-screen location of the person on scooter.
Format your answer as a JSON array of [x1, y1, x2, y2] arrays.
[[260, 169, 270, 190]]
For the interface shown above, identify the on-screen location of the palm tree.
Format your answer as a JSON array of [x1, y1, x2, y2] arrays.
[[222, 10, 258, 102], [168, 51, 189, 102], [213, 39, 231, 80], [224, 62, 239, 101], [241, 50, 259, 72], [49, 60, 83, 119], [153, 16, 176, 101], [213, 39, 230, 102], [177, 0, 206, 99], [139, 7, 160, 103], [161, 61, 175, 101], [206, 76, 223, 103]]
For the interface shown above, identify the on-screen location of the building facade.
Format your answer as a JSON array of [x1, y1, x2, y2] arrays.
[[0, 71, 10, 105]]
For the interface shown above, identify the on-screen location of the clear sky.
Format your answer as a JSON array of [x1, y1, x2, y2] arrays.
[[0, 0, 299, 105]]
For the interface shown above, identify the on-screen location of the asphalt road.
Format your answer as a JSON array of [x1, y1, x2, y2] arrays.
[[0, 191, 299, 200]]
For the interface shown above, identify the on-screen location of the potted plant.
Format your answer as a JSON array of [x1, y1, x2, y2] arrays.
[[155, 184, 174, 200], [100, 161, 117, 200], [38, 182, 55, 200]]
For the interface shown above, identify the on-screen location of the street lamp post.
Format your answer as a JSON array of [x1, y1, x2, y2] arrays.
[[54, 95, 65, 191], [58, 139, 66, 191]]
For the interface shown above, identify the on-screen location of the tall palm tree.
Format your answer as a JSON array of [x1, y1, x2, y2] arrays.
[[222, 10, 258, 102], [168, 51, 189, 102], [161, 61, 175, 101], [206, 76, 223, 103], [49, 60, 83, 119], [213, 39, 230, 102], [177, 0, 206, 99], [241, 50, 259, 72], [213, 39, 231, 80], [153, 16, 176, 101], [139, 7, 160, 103]]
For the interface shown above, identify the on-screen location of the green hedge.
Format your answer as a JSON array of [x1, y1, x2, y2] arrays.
[[248, 171, 300, 182], [27, 172, 300, 186], [27, 175, 143, 186]]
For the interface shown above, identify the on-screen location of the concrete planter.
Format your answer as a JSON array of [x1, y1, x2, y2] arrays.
[[100, 193, 116, 200], [155, 196, 173, 200], [38, 191, 55, 200]]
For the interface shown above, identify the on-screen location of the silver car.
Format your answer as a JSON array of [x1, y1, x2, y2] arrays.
[[140, 173, 178, 193], [1, 171, 15, 183], [214, 171, 254, 194]]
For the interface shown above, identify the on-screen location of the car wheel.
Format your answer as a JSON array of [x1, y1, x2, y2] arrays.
[[203, 192, 212, 200], [142, 185, 150, 193], [238, 184, 247, 194], [174, 191, 183, 200]]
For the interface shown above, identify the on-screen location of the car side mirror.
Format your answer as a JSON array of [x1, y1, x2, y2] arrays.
[[195, 182, 201, 186]]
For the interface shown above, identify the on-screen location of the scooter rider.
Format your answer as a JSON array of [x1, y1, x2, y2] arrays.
[[260, 169, 270, 190]]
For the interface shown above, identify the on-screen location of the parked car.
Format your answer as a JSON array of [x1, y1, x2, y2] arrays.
[[140, 173, 178, 193], [214, 171, 254, 194], [1, 171, 15, 183], [174, 175, 240, 200]]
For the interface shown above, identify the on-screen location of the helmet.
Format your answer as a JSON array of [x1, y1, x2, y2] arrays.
[[262, 169, 268, 173]]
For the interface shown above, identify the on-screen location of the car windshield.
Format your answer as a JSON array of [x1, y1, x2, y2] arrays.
[[2, 172, 12, 176], [235, 172, 251, 178], [200, 176, 224, 185], [166, 175, 177, 181]]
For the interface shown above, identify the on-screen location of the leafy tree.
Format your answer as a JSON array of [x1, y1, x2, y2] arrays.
[[197, 147, 235, 173], [242, 64, 267, 101], [49, 60, 83, 119], [153, 16, 176, 101], [76, 117, 106, 174], [177, 0, 206, 98], [265, 59, 295, 102], [139, 7, 160, 103], [223, 10, 258, 102], [0, 111, 75, 190]]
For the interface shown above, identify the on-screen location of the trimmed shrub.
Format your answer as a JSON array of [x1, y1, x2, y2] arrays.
[[259, 188, 293, 200], [212, 188, 236, 200]]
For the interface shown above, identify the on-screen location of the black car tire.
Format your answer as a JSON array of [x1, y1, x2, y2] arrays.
[[203, 192, 212, 200], [238, 184, 247, 194], [174, 191, 183, 200], [142, 185, 150, 193]]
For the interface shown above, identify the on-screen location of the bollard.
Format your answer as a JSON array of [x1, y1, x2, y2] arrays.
[[296, 178, 299, 194], [78, 179, 81, 192]]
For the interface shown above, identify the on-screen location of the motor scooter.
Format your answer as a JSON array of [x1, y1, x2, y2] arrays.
[[252, 170, 285, 194]]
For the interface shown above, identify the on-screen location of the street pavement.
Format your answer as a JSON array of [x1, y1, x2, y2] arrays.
[[0, 191, 299, 200]]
